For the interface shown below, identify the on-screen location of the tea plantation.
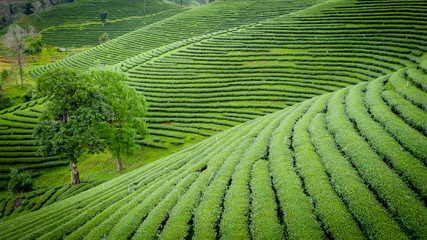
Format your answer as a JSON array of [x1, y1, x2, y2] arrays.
[[24, 0, 427, 167], [0, 0, 426, 238], [29, 0, 191, 48], [1, 61, 426, 239], [31, 0, 324, 74]]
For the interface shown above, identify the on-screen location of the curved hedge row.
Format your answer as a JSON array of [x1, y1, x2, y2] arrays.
[[1, 61, 425, 239], [31, 0, 320, 75], [117, 0, 426, 145]]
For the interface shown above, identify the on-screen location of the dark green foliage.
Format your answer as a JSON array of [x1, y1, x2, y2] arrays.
[[7, 168, 34, 193], [33, 68, 113, 163], [99, 9, 108, 27], [1, 70, 8, 82], [91, 69, 147, 169], [25, 34, 43, 55], [98, 32, 108, 44], [0, 84, 11, 110]]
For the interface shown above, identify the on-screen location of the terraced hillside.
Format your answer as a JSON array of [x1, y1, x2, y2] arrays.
[[28, 0, 190, 48], [0, 95, 191, 190], [119, 0, 426, 140], [31, 0, 323, 75], [1, 0, 425, 187], [0, 99, 69, 189], [1, 61, 425, 239], [0, 180, 104, 221]]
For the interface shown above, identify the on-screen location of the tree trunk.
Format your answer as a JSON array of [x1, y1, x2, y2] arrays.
[[144, 0, 146, 12], [116, 156, 123, 171], [181, 0, 182, 7], [102, 22, 105, 27], [17, 52, 24, 87], [200, 0, 202, 5], [71, 162, 80, 185]]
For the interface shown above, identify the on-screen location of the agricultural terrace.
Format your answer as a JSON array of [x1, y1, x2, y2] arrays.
[[120, 0, 426, 141], [31, 0, 322, 75], [0, 61, 425, 239], [1, 0, 426, 189], [27, 0, 191, 48], [0, 98, 62, 190], [0, 180, 104, 221]]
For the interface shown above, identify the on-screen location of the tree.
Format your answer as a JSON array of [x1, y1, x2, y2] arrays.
[[99, 9, 108, 27], [44, 0, 52, 15], [99, 32, 109, 44], [90, 69, 147, 171], [31, 1, 43, 21], [0, 1, 11, 28], [1, 69, 8, 82], [0, 82, 11, 110], [33, 68, 113, 184], [1, 25, 36, 87], [144, 0, 146, 12], [76, 0, 82, 8], [20, 14, 30, 29], [8, 168, 34, 193], [26, 33, 43, 55]]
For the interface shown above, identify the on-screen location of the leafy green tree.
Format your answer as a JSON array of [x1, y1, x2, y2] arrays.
[[99, 9, 108, 27], [1, 69, 8, 82], [0, 83, 11, 110], [20, 14, 30, 29], [91, 69, 147, 171], [26, 33, 43, 55], [99, 32, 109, 44], [8, 168, 34, 193], [33, 68, 113, 184]]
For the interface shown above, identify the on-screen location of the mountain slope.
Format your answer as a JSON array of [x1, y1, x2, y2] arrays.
[[1, 0, 425, 189], [117, 0, 426, 142], [1, 61, 426, 239], [32, 0, 190, 48], [30, 0, 325, 75]]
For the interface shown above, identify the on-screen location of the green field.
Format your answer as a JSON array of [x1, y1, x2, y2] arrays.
[[13, 0, 424, 181], [30, 0, 191, 48], [0, 0, 426, 238], [1, 61, 426, 239], [31, 0, 324, 74]]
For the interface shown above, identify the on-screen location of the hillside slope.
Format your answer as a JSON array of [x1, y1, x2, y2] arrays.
[[1, 61, 426, 239], [28, 0, 190, 48], [31, 0, 325, 75], [118, 0, 426, 142], [1, 0, 425, 189]]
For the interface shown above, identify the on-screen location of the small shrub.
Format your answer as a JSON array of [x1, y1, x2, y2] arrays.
[[8, 168, 34, 194], [99, 32, 109, 44], [0, 84, 11, 110], [1, 69, 8, 82]]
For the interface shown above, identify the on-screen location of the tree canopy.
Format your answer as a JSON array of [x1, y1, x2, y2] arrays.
[[99, 9, 108, 27], [90, 68, 147, 170], [34, 68, 113, 184], [33, 68, 147, 183]]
